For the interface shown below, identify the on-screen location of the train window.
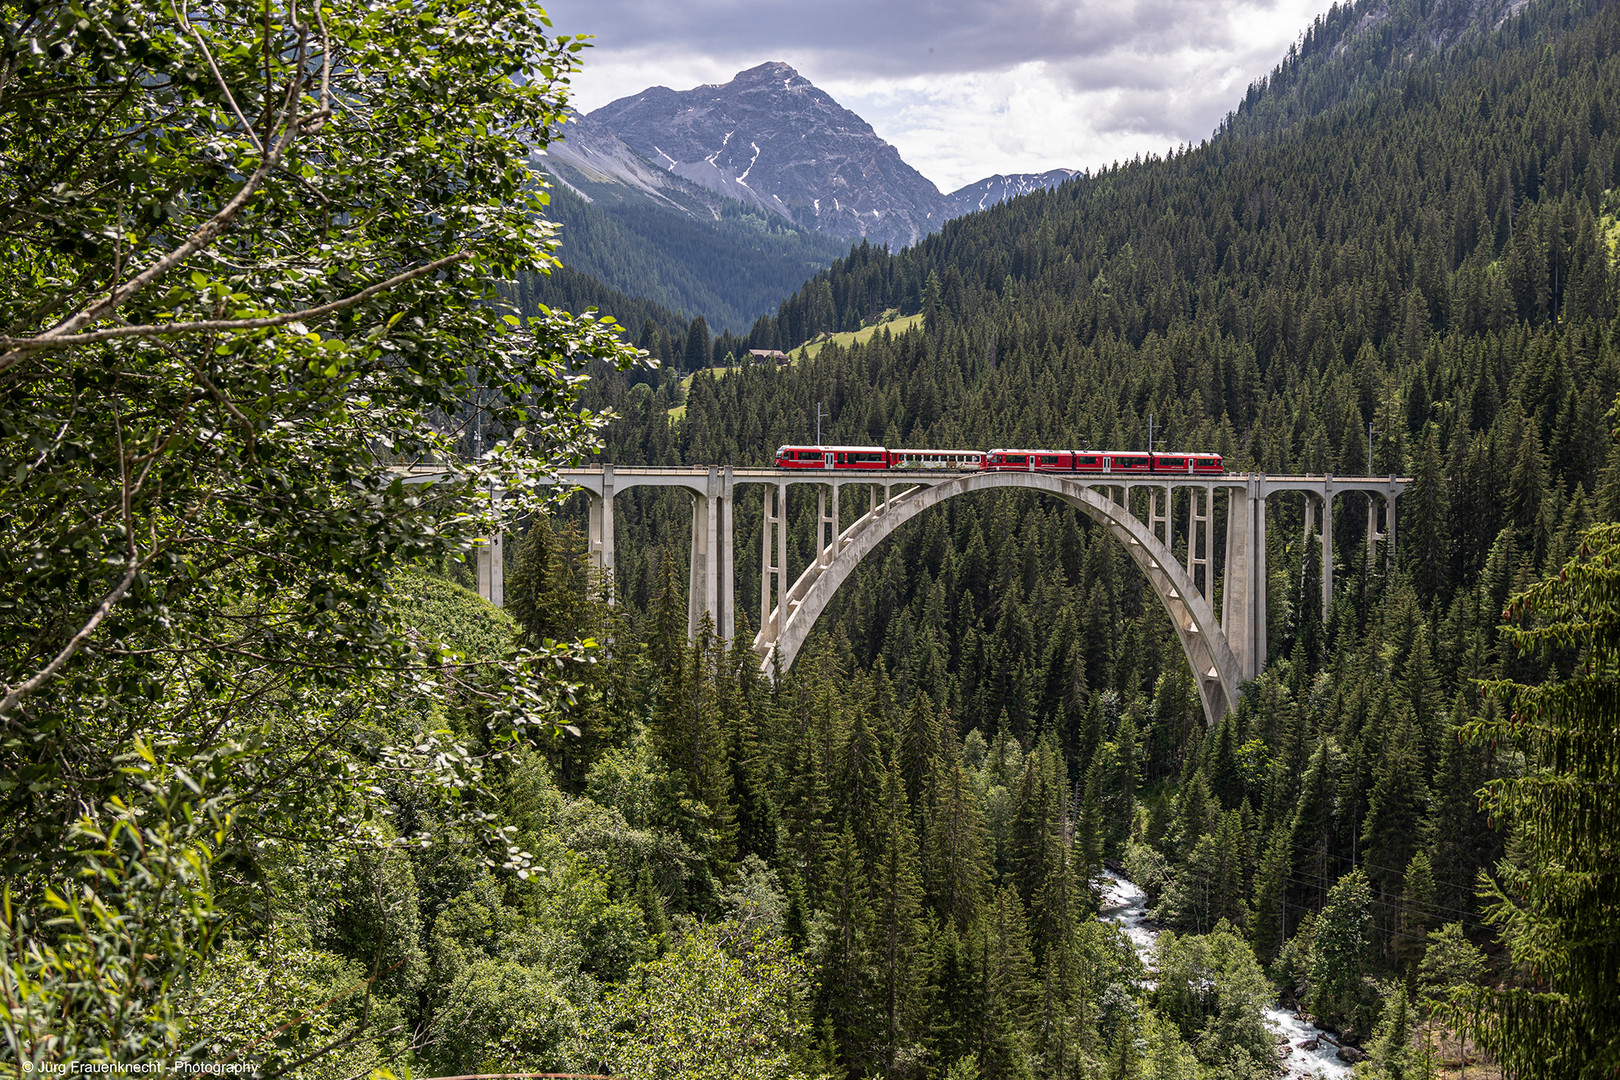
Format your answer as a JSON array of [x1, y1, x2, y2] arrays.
[[1076, 456, 1098, 466], [1121, 457, 1147, 467], [1039, 455, 1059, 465], [1007, 455, 1026, 464], [1161, 457, 1184, 468]]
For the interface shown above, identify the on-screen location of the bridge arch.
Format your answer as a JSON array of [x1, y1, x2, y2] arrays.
[[753, 471, 1244, 726]]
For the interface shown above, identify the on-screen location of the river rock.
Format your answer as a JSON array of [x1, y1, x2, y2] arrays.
[[1300, 1038, 1318, 1051], [1336, 1046, 1367, 1064]]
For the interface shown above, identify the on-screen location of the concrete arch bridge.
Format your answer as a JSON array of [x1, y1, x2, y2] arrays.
[[452, 465, 1406, 727]]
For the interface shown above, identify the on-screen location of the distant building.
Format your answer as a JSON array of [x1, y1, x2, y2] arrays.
[[749, 349, 790, 365]]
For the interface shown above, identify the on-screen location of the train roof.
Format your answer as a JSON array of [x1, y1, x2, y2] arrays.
[[775, 444, 889, 452]]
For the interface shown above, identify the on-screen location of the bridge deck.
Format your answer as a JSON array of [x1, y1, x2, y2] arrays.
[[399, 463, 1407, 491]]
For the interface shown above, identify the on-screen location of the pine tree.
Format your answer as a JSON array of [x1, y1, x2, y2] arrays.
[[1251, 824, 1293, 963], [930, 924, 984, 1072], [819, 827, 876, 1073], [840, 706, 887, 863], [684, 314, 712, 371], [1466, 521, 1620, 1078], [1405, 425, 1453, 600], [1361, 707, 1429, 960], [925, 759, 992, 932], [870, 757, 930, 1074], [1399, 850, 1439, 970], [1424, 696, 1497, 916], [1366, 985, 1419, 1080], [651, 623, 737, 889], [1289, 739, 1336, 910], [899, 693, 943, 809], [976, 885, 1038, 1080]]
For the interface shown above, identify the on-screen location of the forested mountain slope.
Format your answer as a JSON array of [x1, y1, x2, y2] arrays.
[[522, 181, 849, 335], [1224, 0, 1533, 137]]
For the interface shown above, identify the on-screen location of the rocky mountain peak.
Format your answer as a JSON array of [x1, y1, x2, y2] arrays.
[[589, 63, 946, 249]]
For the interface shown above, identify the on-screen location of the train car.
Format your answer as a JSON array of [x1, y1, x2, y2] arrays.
[[1151, 452, 1225, 475], [984, 450, 1223, 474], [773, 445, 891, 470], [1071, 451, 1109, 473], [982, 449, 1076, 471], [1106, 452, 1153, 474], [891, 449, 984, 470]]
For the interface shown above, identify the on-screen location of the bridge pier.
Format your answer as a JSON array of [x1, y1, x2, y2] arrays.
[[761, 481, 788, 648], [1187, 485, 1212, 595], [1366, 484, 1396, 570], [688, 466, 735, 640], [476, 531, 504, 606], [587, 463, 615, 597], [1320, 479, 1336, 614], [1221, 477, 1264, 682]]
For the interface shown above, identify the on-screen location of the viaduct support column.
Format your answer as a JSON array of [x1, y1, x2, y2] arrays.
[[1321, 477, 1335, 616], [1385, 476, 1398, 571], [1221, 479, 1260, 681], [721, 467, 734, 642], [1365, 479, 1398, 573], [587, 464, 615, 601], [477, 483, 504, 607], [818, 483, 840, 567], [1254, 483, 1267, 670], [760, 481, 788, 654], [1186, 486, 1211, 595], [688, 467, 731, 642], [476, 532, 504, 607], [1302, 492, 1315, 589]]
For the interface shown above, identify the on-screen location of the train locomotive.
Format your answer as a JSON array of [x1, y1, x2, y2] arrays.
[[773, 445, 1224, 475]]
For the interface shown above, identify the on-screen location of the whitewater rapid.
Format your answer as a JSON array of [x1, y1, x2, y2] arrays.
[[1096, 871, 1355, 1079]]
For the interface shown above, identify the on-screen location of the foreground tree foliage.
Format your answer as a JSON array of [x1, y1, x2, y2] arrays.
[[0, 0, 638, 1067], [1467, 518, 1620, 1078]]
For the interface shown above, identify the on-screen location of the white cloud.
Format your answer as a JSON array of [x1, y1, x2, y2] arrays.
[[546, 0, 1336, 191]]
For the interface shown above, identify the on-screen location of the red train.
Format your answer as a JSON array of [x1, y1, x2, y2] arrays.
[[773, 445, 1224, 475]]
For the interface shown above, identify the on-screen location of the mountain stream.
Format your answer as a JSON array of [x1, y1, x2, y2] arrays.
[[1097, 871, 1357, 1079]]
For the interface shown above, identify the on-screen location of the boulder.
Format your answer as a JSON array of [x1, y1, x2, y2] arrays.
[[1300, 1039, 1319, 1051], [1336, 1046, 1367, 1064]]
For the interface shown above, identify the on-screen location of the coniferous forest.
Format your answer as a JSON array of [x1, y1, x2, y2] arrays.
[[5, 0, 1620, 1076]]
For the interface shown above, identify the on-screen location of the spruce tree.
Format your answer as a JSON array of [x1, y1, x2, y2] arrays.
[[925, 760, 993, 932], [1251, 824, 1293, 963], [977, 885, 1038, 1080], [819, 827, 876, 1073], [870, 757, 930, 1074], [1467, 521, 1620, 1078]]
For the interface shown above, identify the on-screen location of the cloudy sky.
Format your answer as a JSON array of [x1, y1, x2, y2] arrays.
[[542, 0, 1338, 192]]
